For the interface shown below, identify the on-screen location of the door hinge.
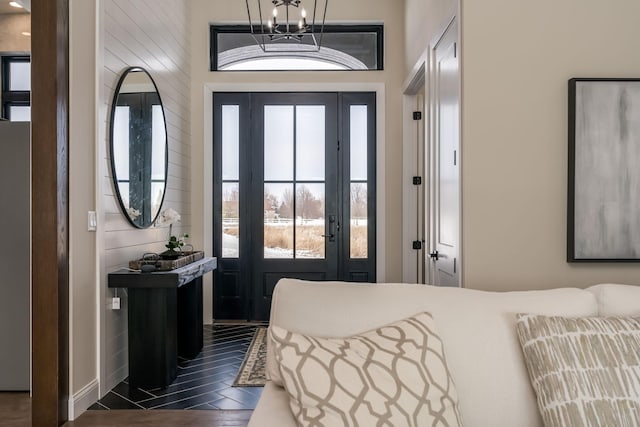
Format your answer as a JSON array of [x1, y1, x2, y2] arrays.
[[454, 42, 457, 58], [454, 150, 457, 166], [413, 111, 422, 121], [454, 258, 457, 273], [412, 176, 422, 185], [337, 140, 340, 151], [412, 240, 422, 250]]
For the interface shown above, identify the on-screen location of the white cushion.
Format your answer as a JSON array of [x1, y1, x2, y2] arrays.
[[266, 279, 598, 427], [587, 283, 640, 316], [270, 313, 462, 427], [248, 381, 297, 427]]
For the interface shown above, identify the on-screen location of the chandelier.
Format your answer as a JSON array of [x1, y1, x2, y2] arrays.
[[245, 0, 328, 52]]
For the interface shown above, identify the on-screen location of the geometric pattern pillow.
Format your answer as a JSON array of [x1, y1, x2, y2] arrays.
[[270, 312, 462, 427], [516, 314, 640, 427]]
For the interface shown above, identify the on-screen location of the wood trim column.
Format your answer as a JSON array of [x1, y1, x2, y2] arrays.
[[31, 0, 70, 425]]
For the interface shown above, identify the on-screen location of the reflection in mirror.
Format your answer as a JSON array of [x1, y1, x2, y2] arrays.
[[110, 67, 167, 228]]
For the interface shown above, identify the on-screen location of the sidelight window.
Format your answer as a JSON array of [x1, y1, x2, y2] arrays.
[[349, 105, 368, 258], [221, 105, 241, 258], [1, 56, 31, 121]]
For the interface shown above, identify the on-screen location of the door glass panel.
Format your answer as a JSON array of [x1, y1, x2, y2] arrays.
[[222, 182, 240, 258], [264, 183, 294, 259], [350, 183, 368, 258], [295, 183, 325, 259], [9, 106, 31, 122], [350, 105, 367, 181], [350, 105, 368, 258], [113, 106, 130, 180], [222, 105, 240, 180], [118, 183, 130, 207], [151, 105, 166, 181], [296, 106, 325, 181], [9, 62, 30, 91], [264, 106, 294, 180], [151, 182, 165, 214]]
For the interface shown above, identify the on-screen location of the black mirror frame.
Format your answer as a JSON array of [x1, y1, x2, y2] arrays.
[[108, 66, 169, 229]]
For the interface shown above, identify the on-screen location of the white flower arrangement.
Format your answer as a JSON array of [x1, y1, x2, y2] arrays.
[[126, 207, 141, 220], [156, 208, 189, 257], [155, 207, 181, 226]]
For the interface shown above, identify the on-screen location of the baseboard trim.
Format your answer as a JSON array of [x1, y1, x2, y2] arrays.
[[68, 378, 99, 420]]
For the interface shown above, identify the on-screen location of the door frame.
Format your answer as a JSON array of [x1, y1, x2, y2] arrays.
[[32, 0, 71, 424], [402, 65, 428, 284], [202, 82, 386, 323], [402, 14, 463, 287]]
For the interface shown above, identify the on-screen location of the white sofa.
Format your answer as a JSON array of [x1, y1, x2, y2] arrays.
[[248, 279, 640, 427]]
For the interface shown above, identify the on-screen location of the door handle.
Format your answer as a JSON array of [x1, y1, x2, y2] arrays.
[[322, 215, 336, 242], [429, 250, 439, 261]]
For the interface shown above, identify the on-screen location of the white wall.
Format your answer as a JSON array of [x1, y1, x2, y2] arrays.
[[460, 0, 640, 291], [0, 13, 30, 52], [99, 0, 192, 393], [69, 0, 98, 417], [190, 0, 406, 323], [404, 0, 457, 76]]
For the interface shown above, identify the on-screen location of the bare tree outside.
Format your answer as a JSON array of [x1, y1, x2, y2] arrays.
[[350, 183, 368, 258], [296, 185, 324, 220], [222, 186, 239, 219], [222, 184, 240, 257], [278, 187, 294, 219], [351, 183, 367, 220]]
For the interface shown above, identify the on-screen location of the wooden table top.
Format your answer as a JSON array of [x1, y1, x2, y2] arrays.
[[108, 257, 217, 289]]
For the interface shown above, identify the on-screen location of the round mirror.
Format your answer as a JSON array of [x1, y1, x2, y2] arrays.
[[109, 67, 168, 228]]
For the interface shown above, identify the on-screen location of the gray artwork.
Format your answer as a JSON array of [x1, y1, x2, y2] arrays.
[[572, 80, 640, 260]]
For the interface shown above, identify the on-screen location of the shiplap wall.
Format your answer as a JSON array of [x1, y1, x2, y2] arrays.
[[101, 0, 191, 392]]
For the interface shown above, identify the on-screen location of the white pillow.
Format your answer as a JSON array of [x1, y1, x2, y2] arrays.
[[270, 312, 462, 427]]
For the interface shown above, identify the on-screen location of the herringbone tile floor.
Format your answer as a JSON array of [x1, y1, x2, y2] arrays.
[[90, 323, 266, 410]]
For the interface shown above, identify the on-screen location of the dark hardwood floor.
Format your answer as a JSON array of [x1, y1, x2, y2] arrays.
[[65, 409, 252, 426], [0, 393, 252, 427], [0, 393, 30, 427]]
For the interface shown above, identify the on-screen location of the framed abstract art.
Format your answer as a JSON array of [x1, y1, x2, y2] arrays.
[[568, 78, 640, 261]]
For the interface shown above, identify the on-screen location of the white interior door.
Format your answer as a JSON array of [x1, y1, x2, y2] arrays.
[[430, 19, 460, 287]]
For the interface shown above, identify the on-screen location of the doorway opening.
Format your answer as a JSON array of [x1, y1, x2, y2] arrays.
[[213, 92, 377, 321]]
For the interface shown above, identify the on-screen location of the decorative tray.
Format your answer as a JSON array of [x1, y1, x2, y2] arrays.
[[128, 251, 205, 271]]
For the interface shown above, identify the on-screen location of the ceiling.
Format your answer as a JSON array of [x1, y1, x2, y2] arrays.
[[0, 1, 29, 15]]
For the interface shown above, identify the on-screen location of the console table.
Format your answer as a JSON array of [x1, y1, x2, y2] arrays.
[[108, 257, 217, 389]]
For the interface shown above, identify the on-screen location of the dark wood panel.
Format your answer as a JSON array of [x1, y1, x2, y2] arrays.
[[108, 258, 217, 288], [349, 272, 369, 282], [221, 271, 240, 296], [215, 271, 244, 320], [128, 289, 178, 389], [31, 0, 70, 425], [177, 278, 204, 358]]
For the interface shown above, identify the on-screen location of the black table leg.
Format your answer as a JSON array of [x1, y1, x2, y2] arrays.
[[127, 288, 178, 389], [177, 277, 204, 359]]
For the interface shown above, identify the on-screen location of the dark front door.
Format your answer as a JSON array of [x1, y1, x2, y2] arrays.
[[213, 92, 376, 320]]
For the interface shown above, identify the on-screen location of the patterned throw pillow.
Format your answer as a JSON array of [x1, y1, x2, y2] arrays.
[[516, 314, 640, 427], [269, 313, 462, 427]]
